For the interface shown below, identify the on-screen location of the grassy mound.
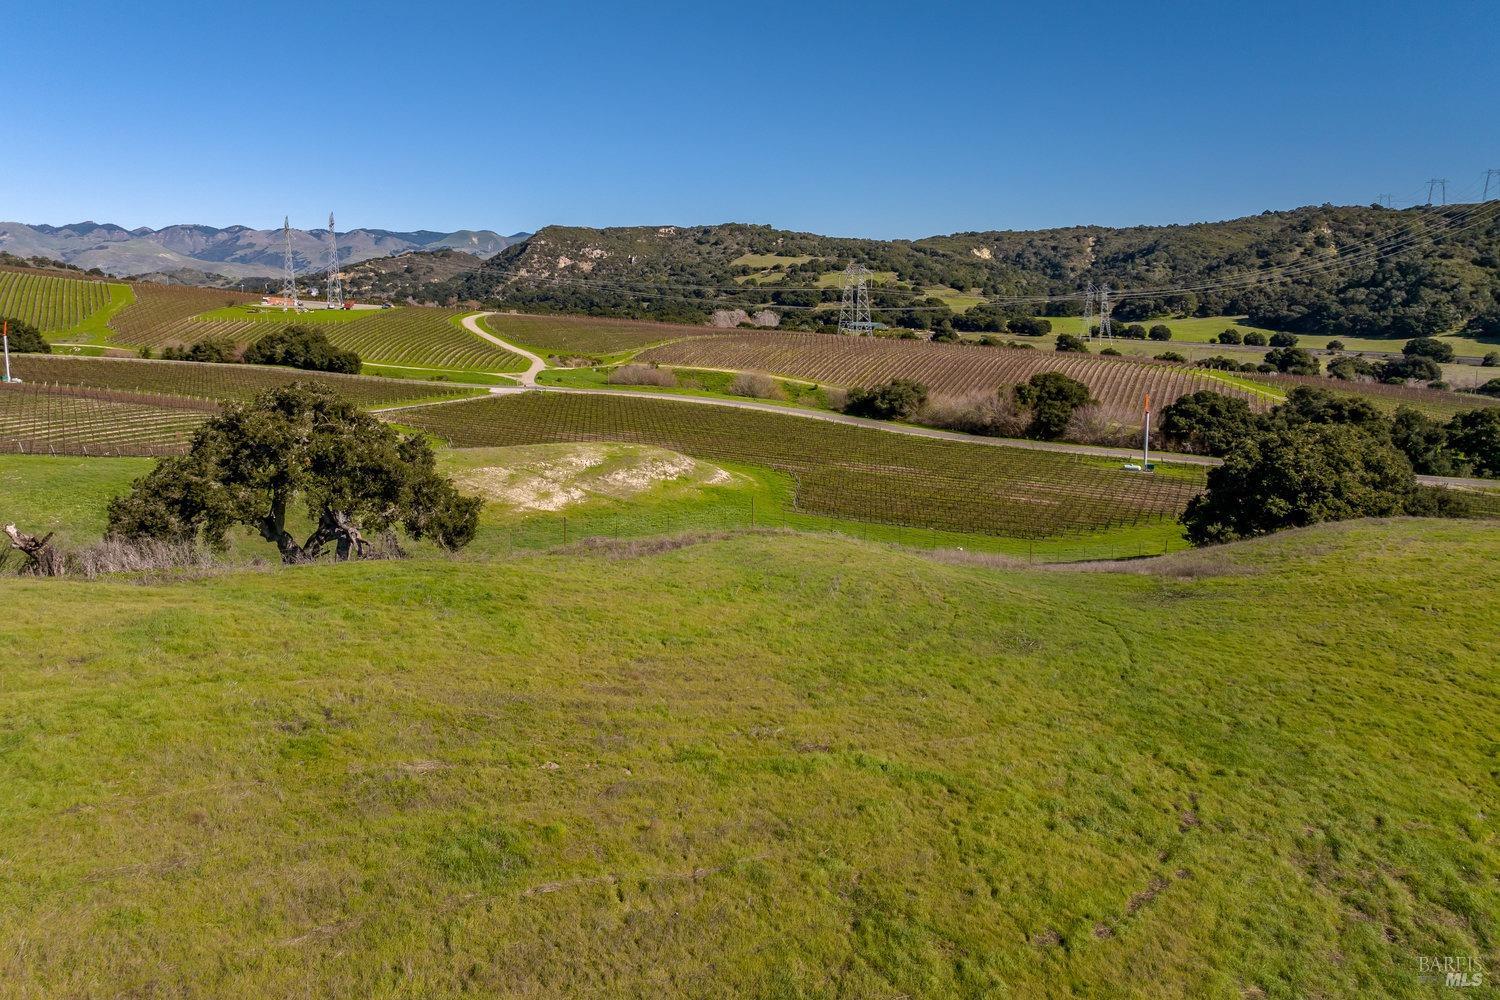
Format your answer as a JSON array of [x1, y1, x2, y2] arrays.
[[0, 519, 1494, 996]]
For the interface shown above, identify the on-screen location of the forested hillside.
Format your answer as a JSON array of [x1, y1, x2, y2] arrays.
[[422, 204, 1500, 340]]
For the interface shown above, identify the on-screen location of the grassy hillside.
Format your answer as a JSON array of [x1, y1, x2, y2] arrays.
[[0, 267, 134, 341], [0, 519, 1494, 997]]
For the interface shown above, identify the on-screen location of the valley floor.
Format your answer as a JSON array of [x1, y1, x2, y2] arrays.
[[0, 519, 1495, 997]]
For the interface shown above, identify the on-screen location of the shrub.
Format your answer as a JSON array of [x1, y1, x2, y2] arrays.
[[729, 372, 785, 400], [1481, 351, 1499, 367], [1263, 347, 1320, 376], [1242, 331, 1268, 346], [1474, 378, 1500, 397], [1268, 332, 1299, 348], [1402, 336, 1455, 363], [843, 378, 928, 421], [1006, 317, 1051, 336], [1154, 351, 1187, 362], [1120, 324, 1147, 340], [1390, 406, 1458, 475], [0, 317, 50, 354], [1148, 324, 1172, 341], [1375, 355, 1441, 384], [1326, 355, 1377, 381], [1327, 340, 1346, 351], [1100, 347, 1122, 356], [244, 325, 361, 374], [1446, 408, 1500, 477], [1216, 328, 1242, 345], [1159, 390, 1258, 456], [606, 364, 677, 387], [162, 338, 239, 363], [1054, 333, 1089, 353], [917, 389, 1027, 437], [1015, 371, 1092, 440], [1181, 423, 1419, 545]]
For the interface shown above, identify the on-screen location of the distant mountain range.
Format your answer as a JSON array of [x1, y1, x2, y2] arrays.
[[0, 221, 531, 281]]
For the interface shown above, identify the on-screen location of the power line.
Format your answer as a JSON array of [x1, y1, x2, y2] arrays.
[[1484, 169, 1500, 201], [837, 264, 875, 335], [280, 216, 299, 311], [1427, 178, 1450, 205], [326, 212, 344, 310]]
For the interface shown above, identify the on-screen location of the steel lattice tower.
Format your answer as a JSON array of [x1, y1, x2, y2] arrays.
[[326, 212, 344, 309], [1097, 284, 1114, 339], [1426, 178, 1449, 205], [837, 264, 874, 335], [1483, 169, 1500, 201], [1081, 281, 1097, 338], [280, 216, 299, 311]]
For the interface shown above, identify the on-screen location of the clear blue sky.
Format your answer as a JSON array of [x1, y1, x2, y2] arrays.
[[5, 0, 1496, 238]]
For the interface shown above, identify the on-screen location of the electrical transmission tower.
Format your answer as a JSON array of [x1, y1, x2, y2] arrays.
[[1426, 178, 1449, 205], [1081, 281, 1097, 338], [280, 216, 300, 311], [837, 264, 874, 335], [1483, 169, 1500, 201], [1097, 284, 1114, 339], [326, 212, 344, 310]]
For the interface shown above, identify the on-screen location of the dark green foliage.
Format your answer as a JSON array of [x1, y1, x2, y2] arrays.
[[1326, 355, 1377, 381], [1006, 317, 1051, 336], [1242, 331, 1268, 346], [106, 382, 479, 563], [842, 378, 928, 421], [1148, 324, 1172, 341], [1154, 351, 1187, 362], [1268, 332, 1299, 348], [1389, 407, 1458, 475], [1181, 423, 1418, 545], [1482, 352, 1499, 367], [1464, 309, 1500, 340], [1119, 324, 1148, 340], [0, 317, 50, 354], [1159, 391, 1258, 456], [1216, 329, 1242, 345], [1269, 386, 1387, 434], [1327, 340, 1345, 351], [1445, 408, 1500, 477], [1263, 346, 1320, 375], [1375, 355, 1441, 384], [244, 325, 362, 374], [1474, 378, 1500, 397], [1402, 336, 1455, 363], [162, 338, 238, 364], [1100, 347, 1122, 356], [1015, 371, 1091, 440], [1196, 355, 1259, 372], [1054, 333, 1089, 353]]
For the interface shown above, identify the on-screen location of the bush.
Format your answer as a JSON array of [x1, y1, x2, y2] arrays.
[[1482, 351, 1499, 367], [1263, 346, 1320, 376], [1375, 355, 1441, 384], [1006, 317, 1051, 336], [1148, 324, 1172, 341], [728, 372, 785, 400], [843, 378, 928, 421], [1054, 333, 1089, 353], [1242, 331, 1268, 346], [0, 317, 50, 354], [606, 364, 677, 387], [1159, 390, 1258, 456], [1446, 408, 1500, 477], [162, 338, 239, 363], [916, 389, 1027, 437], [1154, 351, 1187, 362], [1120, 324, 1147, 340], [1474, 378, 1500, 398], [1100, 347, 1121, 356], [1181, 423, 1419, 546], [1327, 340, 1346, 351], [1326, 355, 1377, 381], [1216, 329, 1242, 345], [1402, 336, 1455, 363], [1268, 332, 1299, 348], [1015, 371, 1092, 440], [244, 325, 361, 374]]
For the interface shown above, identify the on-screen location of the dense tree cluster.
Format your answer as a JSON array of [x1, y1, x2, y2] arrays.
[[0, 317, 50, 354], [244, 325, 361, 374]]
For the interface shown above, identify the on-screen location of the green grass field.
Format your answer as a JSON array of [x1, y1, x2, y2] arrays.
[[196, 303, 385, 325], [0, 269, 135, 343], [0, 516, 1494, 997], [538, 365, 830, 408]]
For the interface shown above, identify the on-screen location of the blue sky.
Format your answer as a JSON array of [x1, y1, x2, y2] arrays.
[[4, 0, 1496, 238]]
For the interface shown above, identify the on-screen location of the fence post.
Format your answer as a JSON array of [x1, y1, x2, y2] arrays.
[[562, 516, 568, 546], [749, 496, 755, 529]]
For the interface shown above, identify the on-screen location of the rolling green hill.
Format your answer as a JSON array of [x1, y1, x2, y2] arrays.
[[0, 518, 1494, 997]]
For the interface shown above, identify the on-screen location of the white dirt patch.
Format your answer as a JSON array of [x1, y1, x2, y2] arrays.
[[451, 443, 736, 512]]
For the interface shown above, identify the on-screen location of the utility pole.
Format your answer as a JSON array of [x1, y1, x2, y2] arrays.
[[326, 212, 344, 310], [1376, 193, 1394, 208], [2, 320, 11, 383], [837, 264, 874, 335], [280, 216, 300, 312], [1483, 169, 1500, 201], [1141, 392, 1152, 471], [1081, 282, 1097, 339], [1097, 284, 1113, 339], [1426, 178, 1449, 206]]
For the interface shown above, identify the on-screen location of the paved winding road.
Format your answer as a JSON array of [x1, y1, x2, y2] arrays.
[[454, 312, 1497, 491]]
